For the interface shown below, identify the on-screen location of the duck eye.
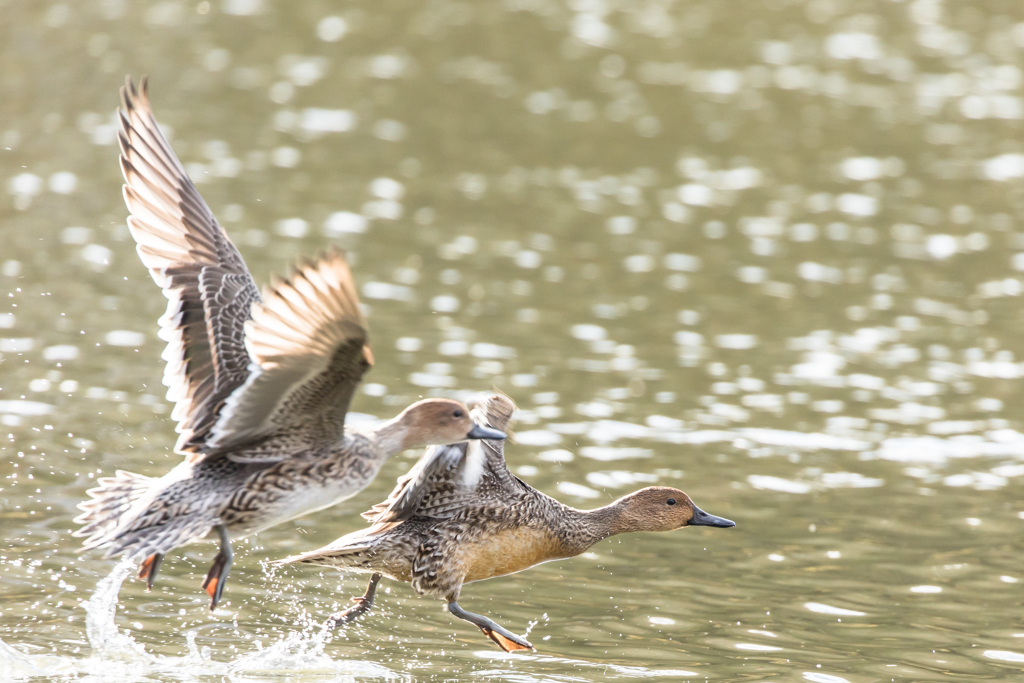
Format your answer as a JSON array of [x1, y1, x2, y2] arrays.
[[453, 410, 464, 418], [667, 498, 676, 505]]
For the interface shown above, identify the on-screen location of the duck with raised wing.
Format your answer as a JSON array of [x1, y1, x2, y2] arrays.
[[73, 77, 506, 609], [276, 394, 734, 652]]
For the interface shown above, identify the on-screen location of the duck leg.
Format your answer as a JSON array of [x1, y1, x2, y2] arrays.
[[201, 524, 233, 610], [448, 601, 533, 652], [326, 573, 382, 628], [137, 553, 164, 591]]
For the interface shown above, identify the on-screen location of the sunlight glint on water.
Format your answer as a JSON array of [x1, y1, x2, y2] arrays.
[[6, 0, 1024, 680]]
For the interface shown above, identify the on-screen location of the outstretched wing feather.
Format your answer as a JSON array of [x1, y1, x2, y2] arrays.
[[206, 254, 372, 458], [118, 76, 260, 460]]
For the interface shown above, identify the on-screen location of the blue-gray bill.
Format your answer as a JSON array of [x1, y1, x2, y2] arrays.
[[688, 506, 736, 528], [466, 424, 507, 440]]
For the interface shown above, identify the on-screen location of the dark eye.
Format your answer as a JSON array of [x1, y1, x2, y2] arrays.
[[453, 410, 464, 418], [667, 498, 676, 505]]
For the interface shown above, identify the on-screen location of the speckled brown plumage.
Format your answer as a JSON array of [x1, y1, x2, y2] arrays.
[[72, 77, 506, 609], [115, 76, 261, 457], [282, 396, 599, 598], [279, 394, 735, 652]]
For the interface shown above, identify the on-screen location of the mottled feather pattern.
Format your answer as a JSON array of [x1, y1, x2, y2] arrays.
[[362, 442, 466, 523], [118, 77, 262, 459], [77, 77, 376, 535], [284, 394, 552, 601], [200, 268, 258, 390], [84, 455, 248, 556], [73, 471, 154, 544], [105, 512, 217, 560], [277, 395, 732, 655], [80, 80, 523, 615], [78, 81, 378, 561], [364, 397, 517, 525], [221, 435, 386, 531], [76, 429, 397, 560], [206, 255, 371, 455]]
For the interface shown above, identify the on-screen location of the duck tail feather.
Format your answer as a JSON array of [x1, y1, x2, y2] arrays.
[[274, 543, 373, 567], [73, 470, 154, 548], [101, 514, 217, 560]]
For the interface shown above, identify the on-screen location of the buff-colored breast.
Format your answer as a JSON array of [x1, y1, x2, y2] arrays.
[[460, 527, 567, 583]]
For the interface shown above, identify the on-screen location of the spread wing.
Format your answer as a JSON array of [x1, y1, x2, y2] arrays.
[[118, 76, 261, 459], [363, 393, 517, 524], [206, 252, 373, 460]]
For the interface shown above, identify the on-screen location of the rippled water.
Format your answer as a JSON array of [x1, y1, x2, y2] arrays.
[[5, 0, 1024, 680]]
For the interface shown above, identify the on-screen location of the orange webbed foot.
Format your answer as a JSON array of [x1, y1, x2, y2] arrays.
[[481, 627, 533, 652], [202, 572, 224, 610], [201, 527, 233, 610], [137, 553, 163, 591]]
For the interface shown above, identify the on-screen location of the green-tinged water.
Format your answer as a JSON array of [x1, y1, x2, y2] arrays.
[[3, 0, 1024, 680]]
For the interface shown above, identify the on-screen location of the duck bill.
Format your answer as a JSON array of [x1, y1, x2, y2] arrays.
[[688, 506, 735, 528], [466, 424, 507, 440]]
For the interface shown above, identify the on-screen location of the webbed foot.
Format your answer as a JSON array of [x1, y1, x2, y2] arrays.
[[138, 553, 164, 591], [201, 525, 233, 610], [448, 601, 534, 653], [480, 625, 534, 652], [325, 573, 382, 629]]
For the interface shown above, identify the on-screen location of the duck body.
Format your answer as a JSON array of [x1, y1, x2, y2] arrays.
[[459, 522, 571, 585], [280, 394, 735, 652], [322, 499, 574, 590], [220, 431, 389, 536], [80, 396, 500, 609], [103, 429, 391, 557], [73, 77, 507, 608]]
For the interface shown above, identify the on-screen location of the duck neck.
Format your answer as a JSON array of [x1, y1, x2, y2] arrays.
[[370, 416, 411, 456], [560, 498, 633, 555]]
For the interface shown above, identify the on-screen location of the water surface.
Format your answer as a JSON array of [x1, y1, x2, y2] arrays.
[[4, 0, 1024, 680]]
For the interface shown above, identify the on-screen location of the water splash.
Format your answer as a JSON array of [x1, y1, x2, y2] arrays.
[[0, 638, 45, 680], [522, 611, 548, 638], [230, 604, 405, 680], [83, 557, 147, 658], [0, 559, 404, 681], [230, 629, 397, 679]]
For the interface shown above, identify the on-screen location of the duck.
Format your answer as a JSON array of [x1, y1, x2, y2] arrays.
[[276, 393, 734, 652], [73, 77, 507, 610]]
